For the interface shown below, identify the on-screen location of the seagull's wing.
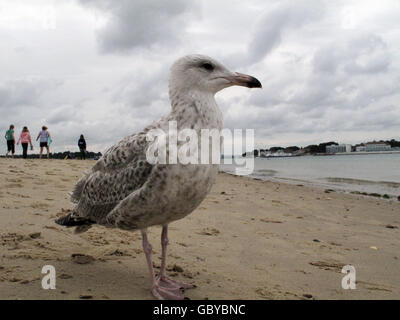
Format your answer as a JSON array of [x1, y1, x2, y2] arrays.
[[104, 163, 170, 230], [70, 114, 168, 203], [69, 130, 155, 223]]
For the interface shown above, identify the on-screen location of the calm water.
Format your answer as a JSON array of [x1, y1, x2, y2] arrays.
[[221, 153, 400, 196]]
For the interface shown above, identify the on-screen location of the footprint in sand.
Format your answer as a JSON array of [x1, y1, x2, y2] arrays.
[[0, 233, 27, 246], [106, 249, 131, 257], [21, 175, 35, 180], [357, 280, 392, 292], [85, 234, 110, 246], [255, 288, 275, 299], [5, 178, 23, 183], [3, 183, 23, 188], [197, 228, 220, 236], [309, 261, 345, 272], [71, 254, 95, 264], [260, 218, 283, 224], [29, 202, 50, 209], [6, 192, 30, 199], [20, 280, 31, 284], [43, 225, 59, 230], [29, 232, 41, 239]]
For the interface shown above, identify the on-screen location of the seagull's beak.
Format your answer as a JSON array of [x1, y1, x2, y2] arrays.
[[222, 72, 262, 88]]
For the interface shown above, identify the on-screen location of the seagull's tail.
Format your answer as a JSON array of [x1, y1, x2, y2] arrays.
[[55, 213, 94, 234]]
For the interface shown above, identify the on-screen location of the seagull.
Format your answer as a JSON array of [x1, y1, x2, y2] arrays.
[[56, 54, 261, 299]]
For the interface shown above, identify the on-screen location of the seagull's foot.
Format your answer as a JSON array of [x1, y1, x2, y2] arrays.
[[150, 275, 195, 300], [158, 274, 196, 290], [151, 280, 185, 300]]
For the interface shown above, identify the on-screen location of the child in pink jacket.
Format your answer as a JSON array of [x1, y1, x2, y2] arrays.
[[17, 126, 33, 159]]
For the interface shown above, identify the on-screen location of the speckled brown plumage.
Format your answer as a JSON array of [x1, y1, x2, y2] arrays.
[[55, 54, 261, 299]]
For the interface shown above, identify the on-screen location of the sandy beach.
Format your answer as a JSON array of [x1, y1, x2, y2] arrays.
[[0, 158, 399, 300]]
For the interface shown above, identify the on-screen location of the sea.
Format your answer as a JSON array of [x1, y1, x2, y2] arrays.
[[220, 153, 400, 197]]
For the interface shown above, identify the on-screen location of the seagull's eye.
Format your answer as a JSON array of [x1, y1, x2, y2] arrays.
[[201, 63, 214, 71]]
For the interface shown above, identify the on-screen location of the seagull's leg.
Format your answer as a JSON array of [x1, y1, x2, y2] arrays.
[[157, 224, 195, 290], [141, 229, 184, 300]]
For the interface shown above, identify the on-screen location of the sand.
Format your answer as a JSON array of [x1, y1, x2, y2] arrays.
[[0, 158, 399, 300]]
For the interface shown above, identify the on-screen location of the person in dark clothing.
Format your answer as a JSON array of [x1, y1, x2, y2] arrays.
[[78, 134, 87, 160]]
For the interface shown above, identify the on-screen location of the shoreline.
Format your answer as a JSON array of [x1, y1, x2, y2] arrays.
[[1, 158, 400, 299], [220, 170, 400, 201], [221, 169, 400, 201], [221, 153, 400, 199]]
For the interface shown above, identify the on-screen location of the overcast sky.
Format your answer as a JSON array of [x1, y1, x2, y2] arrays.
[[1, 0, 399, 153]]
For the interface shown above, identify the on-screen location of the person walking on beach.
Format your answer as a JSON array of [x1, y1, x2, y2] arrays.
[[36, 126, 51, 159], [78, 134, 87, 160], [17, 126, 33, 159], [4, 124, 15, 158]]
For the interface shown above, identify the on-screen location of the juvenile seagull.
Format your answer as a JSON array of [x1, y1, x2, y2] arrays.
[[56, 54, 261, 299]]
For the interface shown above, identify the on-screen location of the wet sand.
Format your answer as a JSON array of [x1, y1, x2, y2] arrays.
[[0, 158, 399, 299]]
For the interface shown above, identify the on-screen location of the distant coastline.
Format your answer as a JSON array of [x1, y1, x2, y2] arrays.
[[241, 138, 400, 158], [223, 150, 400, 158], [313, 150, 400, 156]]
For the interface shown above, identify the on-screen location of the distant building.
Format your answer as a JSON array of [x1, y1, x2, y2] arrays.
[[355, 146, 366, 152], [326, 144, 352, 153], [365, 143, 391, 152]]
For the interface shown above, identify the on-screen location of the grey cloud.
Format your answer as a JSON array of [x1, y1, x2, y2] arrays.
[[226, 0, 325, 67], [79, 0, 198, 54], [108, 64, 172, 128], [225, 100, 400, 139], [249, 1, 324, 63], [0, 79, 41, 108], [112, 65, 169, 108], [313, 33, 391, 75], [47, 105, 81, 125], [245, 31, 395, 117]]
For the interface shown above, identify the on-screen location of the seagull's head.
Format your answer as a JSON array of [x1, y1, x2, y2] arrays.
[[169, 54, 262, 95]]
